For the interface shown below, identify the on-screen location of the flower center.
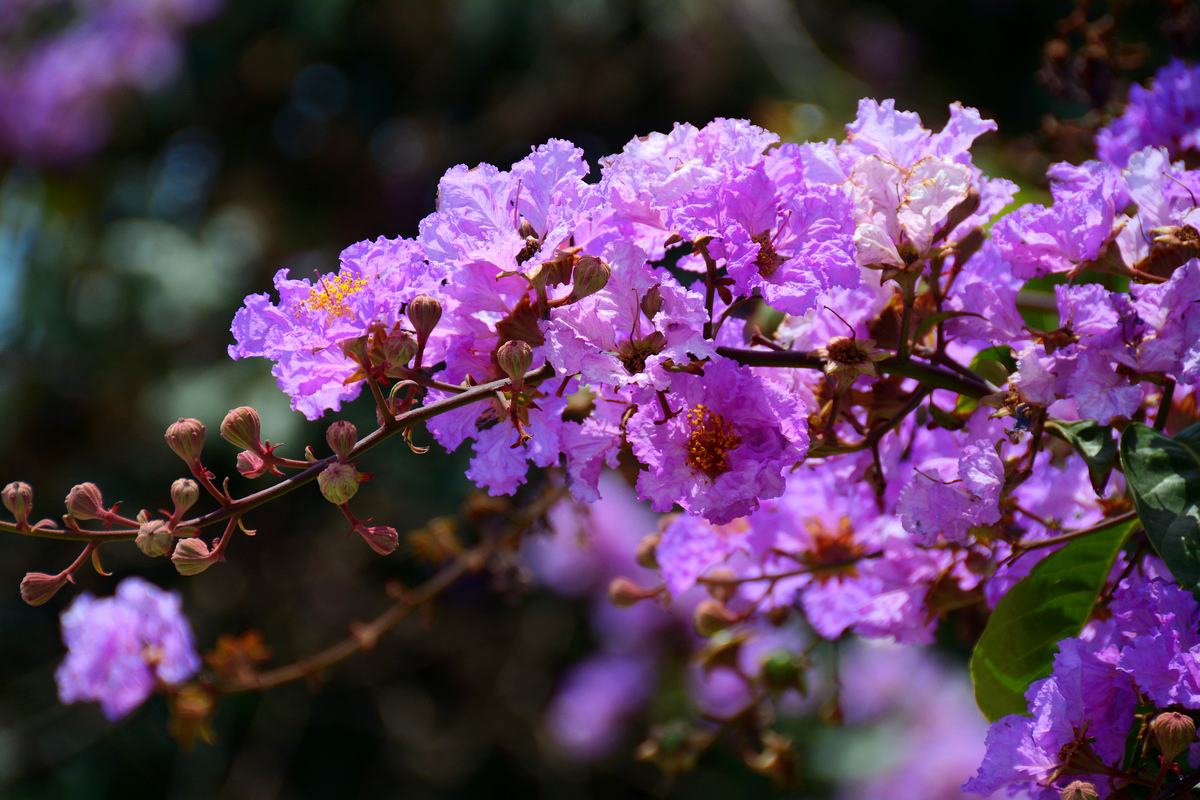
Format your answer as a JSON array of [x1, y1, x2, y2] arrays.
[[801, 517, 866, 582], [686, 404, 740, 479], [752, 231, 785, 278], [301, 273, 369, 319], [826, 336, 868, 365]]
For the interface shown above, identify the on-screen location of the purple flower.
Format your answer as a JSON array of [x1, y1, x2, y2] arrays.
[[897, 439, 1004, 544], [802, 99, 1015, 271], [0, 0, 221, 164], [675, 162, 860, 314], [544, 654, 655, 761], [965, 640, 1137, 799], [543, 242, 712, 390], [1097, 59, 1200, 168], [596, 118, 779, 260], [626, 358, 808, 524], [992, 160, 1123, 279], [228, 236, 442, 419], [56, 577, 200, 720]]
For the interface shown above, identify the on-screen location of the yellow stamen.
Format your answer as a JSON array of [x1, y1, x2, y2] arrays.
[[686, 404, 740, 479], [299, 273, 369, 319]]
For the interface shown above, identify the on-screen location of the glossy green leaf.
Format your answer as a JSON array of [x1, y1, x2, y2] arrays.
[[1120, 422, 1200, 597], [955, 346, 1015, 416], [1046, 419, 1116, 496], [970, 520, 1133, 721]]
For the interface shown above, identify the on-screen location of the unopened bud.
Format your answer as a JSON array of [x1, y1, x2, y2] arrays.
[[760, 651, 804, 693], [19, 572, 69, 606], [371, 329, 417, 375], [608, 577, 659, 607], [694, 598, 739, 637], [635, 532, 660, 570], [318, 462, 361, 505], [171, 538, 215, 576], [326, 421, 358, 461], [219, 407, 262, 452], [236, 450, 266, 479], [136, 520, 174, 558], [569, 255, 611, 301], [641, 285, 664, 318], [408, 294, 442, 340], [64, 483, 106, 521], [496, 339, 533, 393], [170, 478, 199, 517], [1059, 781, 1099, 800], [165, 418, 206, 466], [356, 524, 399, 556], [1151, 711, 1196, 761], [2, 481, 33, 525]]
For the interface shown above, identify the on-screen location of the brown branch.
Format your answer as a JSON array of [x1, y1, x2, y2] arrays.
[[715, 346, 992, 398], [0, 364, 556, 544], [216, 548, 482, 693]]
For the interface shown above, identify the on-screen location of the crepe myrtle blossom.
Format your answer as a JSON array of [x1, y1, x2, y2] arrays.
[[595, 118, 780, 262], [897, 438, 1004, 545], [656, 471, 974, 644], [626, 358, 809, 525], [56, 578, 200, 720], [543, 241, 712, 390], [674, 160, 860, 314], [1096, 59, 1200, 168], [229, 236, 443, 419], [800, 99, 1016, 277]]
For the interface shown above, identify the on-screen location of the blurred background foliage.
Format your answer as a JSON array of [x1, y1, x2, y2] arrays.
[[0, 1, 1196, 797]]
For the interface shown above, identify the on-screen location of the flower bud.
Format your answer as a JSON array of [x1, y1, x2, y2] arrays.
[[371, 329, 417, 375], [607, 577, 659, 607], [318, 462, 360, 505], [496, 339, 533, 392], [219, 406, 262, 452], [165, 418, 206, 466], [569, 255, 611, 301], [65, 482, 106, 521], [1059, 781, 1099, 800], [2, 481, 33, 526], [694, 598, 739, 637], [19, 572, 69, 607], [356, 524, 399, 556], [171, 537, 215, 576], [1151, 711, 1196, 761], [408, 294, 442, 340], [635, 532, 660, 570], [236, 450, 267, 479], [326, 420, 358, 462], [136, 520, 174, 558], [760, 651, 804, 693], [170, 478, 199, 517]]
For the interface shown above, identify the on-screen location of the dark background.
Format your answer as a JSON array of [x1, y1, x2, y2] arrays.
[[0, 1, 1192, 797]]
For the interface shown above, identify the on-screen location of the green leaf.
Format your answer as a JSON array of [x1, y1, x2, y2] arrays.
[[955, 346, 1015, 416], [970, 520, 1133, 721], [1046, 420, 1116, 495], [1119, 422, 1200, 597]]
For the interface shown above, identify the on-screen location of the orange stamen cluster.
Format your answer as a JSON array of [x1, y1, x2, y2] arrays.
[[801, 516, 866, 583], [300, 273, 369, 319], [686, 404, 741, 480]]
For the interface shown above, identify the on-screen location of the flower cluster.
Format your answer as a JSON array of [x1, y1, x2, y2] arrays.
[[8, 55, 1200, 796], [0, 0, 220, 165], [968, 561, 1200, 799], [1096, 59, 1200, 168]]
